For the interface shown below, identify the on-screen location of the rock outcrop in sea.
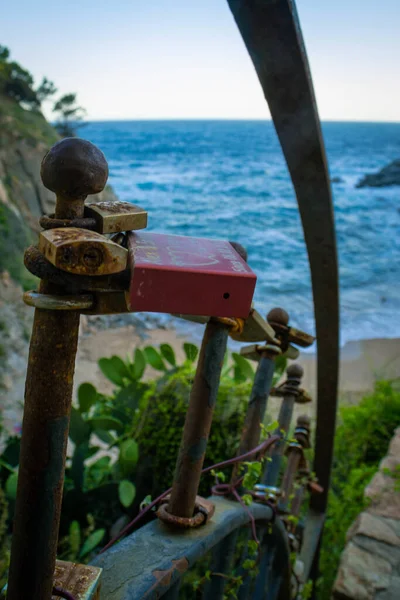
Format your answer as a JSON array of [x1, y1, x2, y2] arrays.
[[356, 159, 400, 188]]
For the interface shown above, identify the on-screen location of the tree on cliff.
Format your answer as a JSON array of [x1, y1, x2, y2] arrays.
[[0, 45, 39, 109], [36, 77, 58, 105], [53, 93, 86, 137], [0, 44, 85, 135]]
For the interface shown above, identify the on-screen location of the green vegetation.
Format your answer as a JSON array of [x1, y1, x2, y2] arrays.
[[0, 45, 86, 287], [0, 203, 36, 290], [0, 44, 85, 139], [0, 342, 275, 567], [318, 380, 400, 598], [53, 93, 86, 138], [0, 338, 398, 594], [0, 92, 58, 146]]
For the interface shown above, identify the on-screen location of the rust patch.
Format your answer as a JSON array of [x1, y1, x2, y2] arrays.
[[157, 495, 215, 528], [40, 215, 98, 231], [147, 558, 189, 597]]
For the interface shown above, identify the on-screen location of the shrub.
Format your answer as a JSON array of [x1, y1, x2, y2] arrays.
[[135, 362, 252, 499], [318, 380, 400, 598], [0, 340, 285, 569]]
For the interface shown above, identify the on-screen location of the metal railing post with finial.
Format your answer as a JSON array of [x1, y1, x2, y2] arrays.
[[161, 242, 246, 525], [204, 307, 288, 600], [166, 318, 229, 519], [166, 242, 250, 520], [230, 308, 289, 484], [279, 414, 311, 513], [7, 139, 108, 600], [261, 363, 307, 489]]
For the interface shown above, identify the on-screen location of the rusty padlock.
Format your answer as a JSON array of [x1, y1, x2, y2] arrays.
[[39, 227, 128, 276], [84, 200, 147, 234]]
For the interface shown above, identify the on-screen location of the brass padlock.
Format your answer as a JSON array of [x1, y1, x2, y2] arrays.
[[54, 560, 102, 599], [84, 201, 148, 234], [173, 308, 277, 343], [241, 343, 300, 361], [229, 308, 277, 343], [39, 228, 128, 276], [286, 326, 315, 348]]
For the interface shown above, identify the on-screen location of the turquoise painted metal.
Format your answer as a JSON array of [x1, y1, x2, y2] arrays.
[[92, 497, 290, 600]]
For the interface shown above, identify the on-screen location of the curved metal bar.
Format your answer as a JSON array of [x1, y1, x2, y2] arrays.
[[92, 496, 289, 600], [226, 0, 339, 544]]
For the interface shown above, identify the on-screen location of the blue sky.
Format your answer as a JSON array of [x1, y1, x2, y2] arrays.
[[2, 0, 399, 121]]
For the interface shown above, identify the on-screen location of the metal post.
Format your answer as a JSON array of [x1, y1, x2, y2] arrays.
[[202, 530, 238, 599], [7, 139, 108, 600], [262, 364, 304, 487], [231, 351, 278, 483], [279, 415, 311, 513], [168, 319, 228, 518], [206, 322, 281, 599]]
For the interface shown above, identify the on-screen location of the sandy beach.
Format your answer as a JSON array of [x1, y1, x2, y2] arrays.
[[2, 309, 399, 439], [74, 317, 400, 410], [70, 321, 400, 433]]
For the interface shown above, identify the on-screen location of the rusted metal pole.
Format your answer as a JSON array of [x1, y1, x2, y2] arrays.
[[230, 309, 292, 489], [279, 415, 311, 513], [230, 348, 279, 485], [240, 353, 277, 455], [7, 139, 108, 600], [289, 472, 307, 529], [262, 363, 304, 487], [168, 320, 228, 518], [206, 314, 283, 599]]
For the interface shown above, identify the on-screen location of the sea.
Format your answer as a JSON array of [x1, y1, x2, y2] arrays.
[[82, 120, 400, 348]]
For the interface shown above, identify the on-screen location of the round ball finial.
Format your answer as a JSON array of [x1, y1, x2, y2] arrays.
[[267, 307, 289, 326], [297, 414, 311, 428], [286, 363, 304, 380], [41, 138, 109, 200], [229, 241, 248, 263]]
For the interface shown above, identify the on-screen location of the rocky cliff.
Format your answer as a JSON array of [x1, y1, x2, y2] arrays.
[[333, 428, 400, 600], [0, 93, 116, 436]]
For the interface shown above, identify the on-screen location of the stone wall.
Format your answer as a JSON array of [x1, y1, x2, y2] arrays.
[[333, 427, 400, 600]]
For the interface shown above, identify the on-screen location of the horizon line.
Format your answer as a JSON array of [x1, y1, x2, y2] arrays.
[[78, 117, 400, 125]]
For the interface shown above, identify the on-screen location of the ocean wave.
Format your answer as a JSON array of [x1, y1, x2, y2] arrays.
[[84, 120, 400, 345]]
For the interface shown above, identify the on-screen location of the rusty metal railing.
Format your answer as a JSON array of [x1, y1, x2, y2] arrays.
[[2, 136, 324, 600], [3, 1, 339, 598]]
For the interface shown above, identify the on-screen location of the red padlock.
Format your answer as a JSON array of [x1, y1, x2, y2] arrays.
[[126, 231, 256, 317]]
